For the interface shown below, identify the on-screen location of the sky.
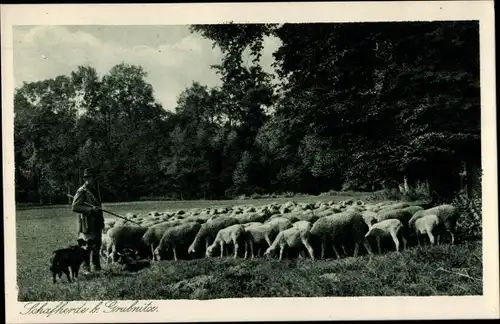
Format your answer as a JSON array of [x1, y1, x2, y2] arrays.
[[13, 25, 282, 111]]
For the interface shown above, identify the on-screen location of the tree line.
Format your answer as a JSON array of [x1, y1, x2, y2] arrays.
[[14, 21, 481, 204]]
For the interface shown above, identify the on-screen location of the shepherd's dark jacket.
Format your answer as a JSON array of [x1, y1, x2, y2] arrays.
[[72, 184, 105, 237]]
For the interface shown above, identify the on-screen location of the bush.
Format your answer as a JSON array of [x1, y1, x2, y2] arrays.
[[452, 190, 482, 239], [366, 182, 431, 202]]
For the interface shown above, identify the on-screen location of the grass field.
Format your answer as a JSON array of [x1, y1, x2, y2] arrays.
[[16, 195, 483, 301]]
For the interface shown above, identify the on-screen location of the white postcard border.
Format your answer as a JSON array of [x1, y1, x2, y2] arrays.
[[2, 2, 498, 323]]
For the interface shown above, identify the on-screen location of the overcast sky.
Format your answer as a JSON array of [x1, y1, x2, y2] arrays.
[[13, 25, 281, 111]]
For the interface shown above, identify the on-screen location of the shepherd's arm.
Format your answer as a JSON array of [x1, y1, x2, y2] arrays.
[[72, 189, 93, 213]]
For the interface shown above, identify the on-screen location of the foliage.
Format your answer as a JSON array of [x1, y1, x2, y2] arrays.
[[367, 181, 433, 202], [14, 21, 480, 203], [452, 165, 482, 239], [453, 192, 482, 239]]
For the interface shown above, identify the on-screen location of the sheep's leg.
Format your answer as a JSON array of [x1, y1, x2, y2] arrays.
[[151, 245, 155, 261], [390, 232, 400, 252], [220, 242, 224, 258], [449, 231, 455, 245], [426, 226, 436, 245], [363, 239, 373, 255], [233, 240, 239, 259], [436, 234, 441, 245], [332, 244, 341, 260], [302, 238, 315, 261], [402, 236, 407, 250], [416, 232, 421, 247], [376, 237, 382, 255], [110, 244, 118, 263], [173, 246, 178, 261], [264, 236, 273, 257], [353, 242, 360, 257], [243, 242, 248, 259], [279, 245, 284, 261], [205, 239, 209, 253], [265, 235, 272, 246], [428, 232, 436, 245], [250, 241, 254, 259]]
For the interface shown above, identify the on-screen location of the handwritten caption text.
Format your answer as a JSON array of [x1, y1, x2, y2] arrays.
[[20, 300, 159, 317]]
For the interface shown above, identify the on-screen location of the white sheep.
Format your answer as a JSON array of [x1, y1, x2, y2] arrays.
[[104, 225, 149, 263], [377, 202, 410, 212], [264, 224, 315, 261], [187, 216, 240, 256], [408, 204, 460, 244], [314, 209, 337, 218], [289, 210, 319, 223], [310, 211, 373, 259], [232, 212, 269, 224], [292, 220, 312, 230], [141, 220, 182, 259], [243, 222, 263, 228], [375, 206, 423, 247], [153, 222, 202, 261], [264, 217, 293, 232], [206, 224, 246, 258], [413, 214, 442, 246], [243, 223, 275, 258], [364, 219, 404, 254], [100, 232, 111, 265], [346, 205, 365, 213], [355, 200, 365, 206], [279, 201, 297, 214], [361, 210, 378, 227], [377, 206, 422, 221], [340, 199, 354, 207]]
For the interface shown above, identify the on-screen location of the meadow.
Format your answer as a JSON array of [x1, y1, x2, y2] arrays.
[[16, 195, 483, 301]]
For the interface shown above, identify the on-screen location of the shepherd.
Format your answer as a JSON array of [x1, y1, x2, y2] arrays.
[[71, 167, 105, 274]]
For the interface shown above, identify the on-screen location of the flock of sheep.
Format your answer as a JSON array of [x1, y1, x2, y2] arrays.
[[100, 199, 461, 265]]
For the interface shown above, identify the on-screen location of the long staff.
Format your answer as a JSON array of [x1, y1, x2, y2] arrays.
[[67, 194, 141, 226]]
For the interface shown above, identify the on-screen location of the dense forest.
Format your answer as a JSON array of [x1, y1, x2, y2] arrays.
[[13, 21, 481, 204]]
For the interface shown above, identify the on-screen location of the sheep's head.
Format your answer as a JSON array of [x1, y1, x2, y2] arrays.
[[116, 248, 138, 264], [264, 247, 273, 257], [188, 244, 196, 254], [205, 246, 214, 258]]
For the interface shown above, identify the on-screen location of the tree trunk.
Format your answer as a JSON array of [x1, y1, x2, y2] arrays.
[[67, 182, 71, 204], [38, 171, 43, 204], [403, 175, 410, 193], [465, 160, 473, 198]]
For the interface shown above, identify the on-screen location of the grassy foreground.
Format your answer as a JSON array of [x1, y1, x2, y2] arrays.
[[16, 197, 483, 301]]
